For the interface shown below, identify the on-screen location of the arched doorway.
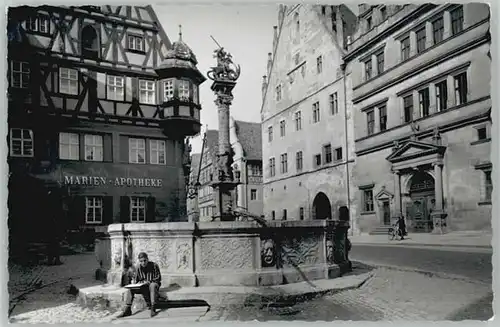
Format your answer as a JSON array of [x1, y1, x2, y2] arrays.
[[407, 171, 435, 233], [312, 192, 332, 220]]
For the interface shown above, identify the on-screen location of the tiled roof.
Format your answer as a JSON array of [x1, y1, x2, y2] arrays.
[[234, 120, 262, 161]]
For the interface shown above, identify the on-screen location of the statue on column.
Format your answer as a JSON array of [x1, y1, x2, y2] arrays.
[[207, 36, 241, 82]]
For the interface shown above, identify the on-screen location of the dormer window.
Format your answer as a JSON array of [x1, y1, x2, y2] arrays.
[[179, 80, 190, 100], [81, 25, 99, 59]]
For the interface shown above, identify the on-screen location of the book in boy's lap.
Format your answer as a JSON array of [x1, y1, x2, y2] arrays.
[[124, 282, 148, 289]]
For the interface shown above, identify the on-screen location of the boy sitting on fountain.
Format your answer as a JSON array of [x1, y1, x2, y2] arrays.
[[117, 252, 162, 318]]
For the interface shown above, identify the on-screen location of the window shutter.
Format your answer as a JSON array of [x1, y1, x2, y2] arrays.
[[146, 196, 156, 222], [103, 196, 114, 225], [68, 196, 86, 228], [120, 196, 130, 223], [119, 135, 129, 163], [103, 134, 113, 162]]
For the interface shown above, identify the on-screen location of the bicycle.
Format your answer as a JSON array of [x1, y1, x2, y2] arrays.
[[388, 223, 402, 241]]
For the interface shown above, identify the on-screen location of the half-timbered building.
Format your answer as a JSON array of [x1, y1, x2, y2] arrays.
[[7, 5, 204, 256]]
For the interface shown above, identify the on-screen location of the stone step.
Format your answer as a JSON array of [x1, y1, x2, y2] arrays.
[[369, 226, 392, 235]]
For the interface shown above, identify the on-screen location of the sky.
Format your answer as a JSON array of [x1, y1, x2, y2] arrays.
[[153, 4, 278, 154]]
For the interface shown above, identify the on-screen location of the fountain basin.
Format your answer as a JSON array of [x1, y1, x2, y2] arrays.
[[95, 220, 351, 287]]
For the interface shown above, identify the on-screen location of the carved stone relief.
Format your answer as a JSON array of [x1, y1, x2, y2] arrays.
[[129, 238, 174, 271], [176, 242, 192, 271], [200, 238, 253, 270], [261, 239, 276, 268], [326, 239, 334, 264], [280, 236, 320, 267]]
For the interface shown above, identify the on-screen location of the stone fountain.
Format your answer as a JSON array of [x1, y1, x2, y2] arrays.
[[94, 40, 351, 291]]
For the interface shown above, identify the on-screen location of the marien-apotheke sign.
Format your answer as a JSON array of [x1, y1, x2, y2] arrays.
[[63, 175, 163, 188]]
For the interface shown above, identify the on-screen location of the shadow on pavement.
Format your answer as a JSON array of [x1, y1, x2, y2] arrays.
[[444, 292, 493, 321]]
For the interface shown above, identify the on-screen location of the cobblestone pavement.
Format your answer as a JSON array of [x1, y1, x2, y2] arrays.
[[219, 267, 493, 321], [350, 245, 492, 284]]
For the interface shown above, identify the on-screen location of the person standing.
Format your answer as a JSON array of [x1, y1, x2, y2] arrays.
[[117, 252, 162, 318], [398, 215, 407, 240]]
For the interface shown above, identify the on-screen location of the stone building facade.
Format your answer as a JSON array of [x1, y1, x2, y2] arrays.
[[345, 4, 492, 233], [188, 119, 264, 221], [7, 6, 202, 255], [261, 5, 359, 231]]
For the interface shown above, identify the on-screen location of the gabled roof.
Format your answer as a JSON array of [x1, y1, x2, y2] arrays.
[[234, 120, 262, 161], [386, 140, 446, 163]]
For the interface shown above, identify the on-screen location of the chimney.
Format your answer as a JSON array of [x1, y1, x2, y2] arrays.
[[335, 7, 345, 48], [262, 75, 268, 99], [278, 4, 285, 24], [324, 6, 334, 31], [273, 26, 278, 51], [267, 52, 273, 75]]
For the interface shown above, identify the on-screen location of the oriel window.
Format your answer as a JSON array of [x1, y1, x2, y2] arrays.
[[59, 132, 80, 160], [10, 61, 30, 89], [179, 80, 190, 100], [163, 79, 174, 101], [10, 128, 34, 157], [84, 134, 103, 162], [139, 80, 155, 104], [107, 76, 124, 101]]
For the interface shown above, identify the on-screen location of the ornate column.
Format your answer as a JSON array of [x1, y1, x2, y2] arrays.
[[207, 43, 241, 221], [392, 168, 402, 224], [431, 161, 448, 234]]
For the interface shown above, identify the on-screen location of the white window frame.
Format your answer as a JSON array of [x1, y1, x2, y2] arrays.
[[163, 79, 174, 101], [128, 35, 144, 52], [130, 196, 146, 222], [59, 132, 80, 160], [85, 196, 103, 224], [27, 16, 49, 33], [59, 68, 79, 95], [10, 61, 30, 89], [10, 128, 34, 157], [139, 80, 155, 104], [129, 138, 146, 164], [107, 75, 124, 101], [150, 139, 166, 165], [84, 134, 103, 162], [179, 80, 190, 100]]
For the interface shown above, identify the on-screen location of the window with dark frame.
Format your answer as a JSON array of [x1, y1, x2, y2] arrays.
[[280, 120, 286, 137], [268, 126, 273, 142], [251, 189, 257, 201], [379, 105, 387, 132], [401, 36, 410, 61], [367, 110, 375, 135], [454, 72, 468, 105], [366, 16, 372, 30], [128, 34, 144, 52], [282, 209, 287, 221], [451, 6, 464, 35], [380, 6, 387, 21], [269, 158, 276, 177], [363, 189, 374, 212], [432, 17, 444, 44], [26, 16, 49, 33], [364, 59, 372, 80], [416, 28, 426, 53], [418, 88, 430, 117], [334, 147, 343, 161], [376, 51, 385, 74], [484, 170, 493, 202], [330, 93, 338, 115], [296, 151, 303, 171], [435, 80, 448, 112], [295, 111, 302, 131], [276, 84, 282, 101], [10, 61, 30, 89], [299, 207, 304, 220], [314, 154, 322, 167], [324, 144, 332, 164], [10, 128, 34, 157], [403, 95, 414, 123], [313, 102, 321, 123], [317, 55, 323, 74], [280, 153, 288, 173], [130, 196, 146, 222], [272, 210, 276, 220], [477, 127, 488, 140]]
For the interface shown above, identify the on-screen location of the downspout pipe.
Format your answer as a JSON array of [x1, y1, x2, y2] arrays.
[[341, 61, 353, 236]]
